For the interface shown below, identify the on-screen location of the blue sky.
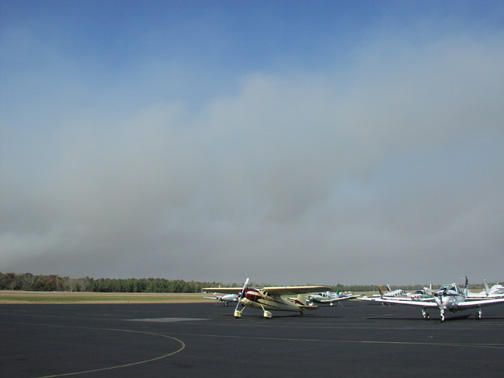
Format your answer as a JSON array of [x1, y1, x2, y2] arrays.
[[1, 1, 504, 285]]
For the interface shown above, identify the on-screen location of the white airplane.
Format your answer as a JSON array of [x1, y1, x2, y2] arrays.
[[306, 290, 357, 306], [467, 280, 504, 299], [203, 278, 331, 318], [361, 285, 434, 303], [383, 285, 405, 297], [371, 280, 504, 322], [405, 284, 433, 299], [203, 292, 239, 306]]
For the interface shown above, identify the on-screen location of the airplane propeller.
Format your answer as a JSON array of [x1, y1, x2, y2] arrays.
[[234, 278, 250, 318], [434, 284, 454, 322]]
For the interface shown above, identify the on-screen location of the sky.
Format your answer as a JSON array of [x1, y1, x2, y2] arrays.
[[1, 1, 503, 286]]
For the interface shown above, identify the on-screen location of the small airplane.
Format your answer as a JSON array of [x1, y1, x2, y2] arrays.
[[306, 290, 357, 306], [403, 288, 435, 301], [467, 279, 504, 299], [406, 284, 433, 299], [382, 285, 406, 297], [383, 285, 434, 301], [203, 278, 331, 318], [203, 292, 239, 306], [361, 285, 433, 302], [369, 279, 504, 322]]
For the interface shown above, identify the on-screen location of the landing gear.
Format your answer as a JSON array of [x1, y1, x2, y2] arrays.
[[476, 307, 482, 320], [422, 309, 430, 320], [234, 309, 245, 318], [263, 310, 273, 319], [440, 310, 446, 323]]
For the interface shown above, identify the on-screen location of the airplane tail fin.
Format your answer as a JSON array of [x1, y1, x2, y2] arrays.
[[386, 285, 392, 292], [484, 279, 490, 296], [424, 284, 432, 295], [294, 294, 308, 305], [378, 286, 384, 297], [296, 294, 319, 309]]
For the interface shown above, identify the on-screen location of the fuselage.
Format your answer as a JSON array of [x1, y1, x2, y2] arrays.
[[435, 285, 467, 313], [438, 295, 463, 312], [220, 294, 239, 302], [241, 289, 303, 312]]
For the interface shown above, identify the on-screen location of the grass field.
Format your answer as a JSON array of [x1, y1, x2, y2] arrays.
[[0, 291, 209, 304]]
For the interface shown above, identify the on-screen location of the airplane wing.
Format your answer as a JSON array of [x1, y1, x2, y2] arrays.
[[202, 287, 244, 294], [376, 296, 435, 302], [367, 298, 439, 308], [317, 296, 355, 303], [457, 298, 504, 309], [359, 296, 381, 301], [263, 286, 332, 296]]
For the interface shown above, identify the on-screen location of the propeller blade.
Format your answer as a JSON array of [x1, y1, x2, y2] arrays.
[[234, 278, 250, 312]]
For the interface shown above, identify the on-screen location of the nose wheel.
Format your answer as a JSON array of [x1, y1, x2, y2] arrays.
[[422, 309, 430, 320], [234, 310, 243, 318]]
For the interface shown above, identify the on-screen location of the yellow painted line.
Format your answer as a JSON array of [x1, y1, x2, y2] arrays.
[[3, 322, 185, 378]]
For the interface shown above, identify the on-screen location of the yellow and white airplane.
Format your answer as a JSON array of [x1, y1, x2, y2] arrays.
[[203, 278, 331, 318]]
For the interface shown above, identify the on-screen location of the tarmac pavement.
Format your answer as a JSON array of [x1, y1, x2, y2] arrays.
[[1, 301, 504, 377]]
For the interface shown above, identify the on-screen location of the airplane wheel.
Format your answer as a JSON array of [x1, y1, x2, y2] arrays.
[[234, 310, 242, 318], [423, 313, 430, 320], [263, 311, 272, 319], [440, 314, 445, 323]]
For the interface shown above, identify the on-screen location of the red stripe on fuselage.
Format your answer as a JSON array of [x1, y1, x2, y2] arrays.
[[245, 289, 264, 302]]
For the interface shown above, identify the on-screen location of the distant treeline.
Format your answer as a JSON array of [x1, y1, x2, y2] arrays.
[[0, 272, 220, 293]]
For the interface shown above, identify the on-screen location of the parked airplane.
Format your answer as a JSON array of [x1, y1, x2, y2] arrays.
[[307, 290, 356, 306], [203, 293, 239, 306], [371, 280, 504, 322], [382, 285, 406, 297], [405, 284, 433, 300], [467, 280, 504, 299], [203, 278, 331, 318], [382, 285, 434, 301], [361, 284, 433, 302]]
